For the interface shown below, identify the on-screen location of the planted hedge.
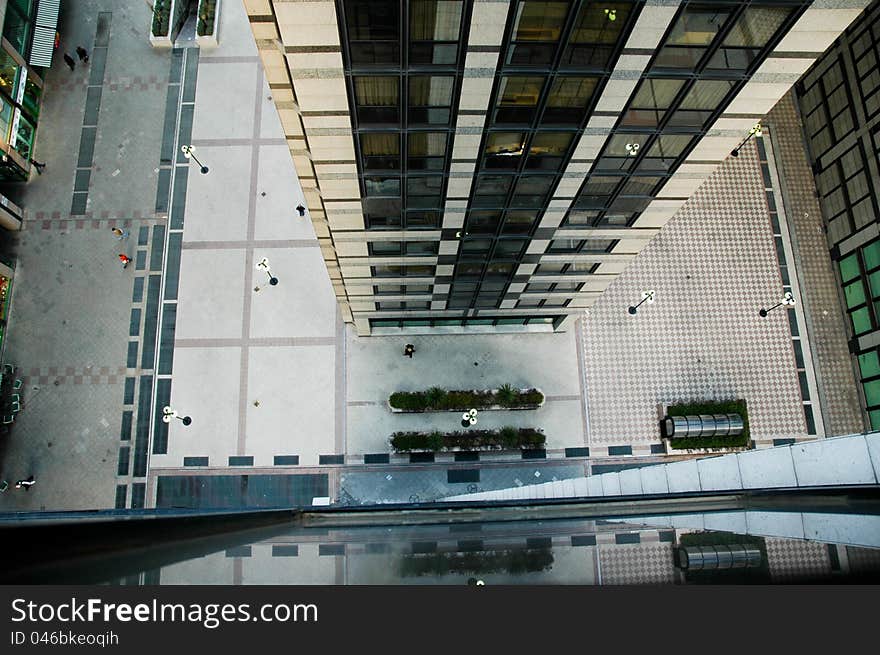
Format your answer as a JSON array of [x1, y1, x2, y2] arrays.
[[667, 399, 750, 450], [197, 0, 217, 36], [151, 0, 172, 36], [389, 385, 544, 412], [390, 427, 545, 452], [400, 549, 554, 577]]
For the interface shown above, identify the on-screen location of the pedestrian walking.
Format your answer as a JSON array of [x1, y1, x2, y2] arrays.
[[76, 46, 89, 63], [63, 53, 75, 71], [111, 227, 129, 240], [296, 204, 306, 217], [404, 343, 415, 358], [14, 475, 35, 491], [29, 158, 46, 175], [118, 253, 132, 269]]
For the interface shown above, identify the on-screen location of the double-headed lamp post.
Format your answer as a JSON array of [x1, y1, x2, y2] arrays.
[[256, 257, 279, 286], [181, 144, 209, 174], [731, 123, 762, 157], [628, 290, 655, 315], [759, 290, 795, 317], [461, 408, 478, 428], [163, 406, 192, 426]]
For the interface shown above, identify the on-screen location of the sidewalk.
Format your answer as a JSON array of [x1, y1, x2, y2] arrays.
[[0, 1, 172, 511]]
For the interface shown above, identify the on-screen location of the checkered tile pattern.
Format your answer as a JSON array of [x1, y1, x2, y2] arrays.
[[580, 141, 806, 445], [598, 542, 677, 585], [23, 217, 161, 232], [765, 537, 831, 582], [20, 366, 128, 386], [46, 75, 164, 94], [766, 93, 865, 435]]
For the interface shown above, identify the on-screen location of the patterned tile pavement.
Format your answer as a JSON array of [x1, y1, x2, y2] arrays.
[[598, 542, 678, 585], [765, 92, 865, 436], [765, 537, 832, 582], [580, 141, 807, 446]]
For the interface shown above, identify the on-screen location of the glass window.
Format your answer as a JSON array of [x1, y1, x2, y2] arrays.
[[567, 261, 597, 274], [466, 211, 502, 233], [863, 241, 880, 270], [525, 282, 553, 292], [486, 132, 526, 155], [365, 177, 401, 196], [354, 77, 398, 106], [582, 239, 615, 252], [408, 132, 447, 156], [859, 350, 880, 379], [410, 76, 453, 107], [536, 263, 565, 275], [486, 262, 515, 276], [3, 2, 32, 56], [404, 241, 439, 255], [345, 0, 399, 64], [654, 5, 733, 70], [517, 297, 543, 307], [405, 211, 440, 228], [553, 281, 582, 291], [503, 211, 537, 233], [377, 301, 404, 311], [845, 280, 867, 308], [839, 254, 860, 282], [410, 1, 463, 41], [723, 6, 790, 48], [369, 241, 402, 255], [852, 307, 873, 334], [0, 49, 20, 100], [346, 0, 398, 40], [494, 239, 527, 256], [360, 133, 400, 170], [495, 76, 544, 124], [865, 379, 880, 406], [512, 1, 568, 41], [529, 132, 573, 156], [604, 133, 647, 156], [646, 134, 695, 160], [22, 75, 40, 120], [544, 77, 598, 124], [870, 270, 880, 299], [568, 2, 630, 44], [0, 98, 13, 143], [13, 113, 33, 160], [549, 239, 582, 252], [620, 176, 661, 195], [668, 79, 736, 127], [461, 239, 492, 254], [620, 78, 685, 127]]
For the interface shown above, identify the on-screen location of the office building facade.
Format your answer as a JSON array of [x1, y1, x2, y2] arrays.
[[795, 0, 880, 430], [246, 0, 869, 335]]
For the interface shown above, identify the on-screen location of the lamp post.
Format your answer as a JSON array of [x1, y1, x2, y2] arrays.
[[163, 406, 192, 426], [181, 145, 209, 174], [759, 290, 795, 317], [731, 123, 762, 157], [461, 409, 478, 428], [628, 290, 655, 315], [256, 257, 279, 286]]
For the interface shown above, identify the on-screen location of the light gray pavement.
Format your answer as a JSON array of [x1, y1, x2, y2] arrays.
[[0, 1, 171, 510], [345, 328, 587, 457]]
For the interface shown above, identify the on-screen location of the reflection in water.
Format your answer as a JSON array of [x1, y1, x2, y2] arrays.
[[147, 515, 880, 585]]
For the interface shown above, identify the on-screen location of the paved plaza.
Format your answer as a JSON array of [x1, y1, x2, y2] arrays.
[[0, 1, 859, 513]]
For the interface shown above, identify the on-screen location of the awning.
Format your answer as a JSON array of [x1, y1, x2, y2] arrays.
[[28, 0, 62, 68]]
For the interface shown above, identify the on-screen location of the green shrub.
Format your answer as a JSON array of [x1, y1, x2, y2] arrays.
[[197, 0, 217, 36], [425, 386, 447, 408], [499, 426, 519, 448], [152, 0, 171, 36], [389, 387, 543, 411], [390, 428, 546, 452], [667, 399, 750, 450], [497, 384, 517, 406], [400, 549, 554, 577]]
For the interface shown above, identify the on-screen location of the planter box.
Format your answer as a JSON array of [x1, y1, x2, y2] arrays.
[[388, 387, 545, 413], [656, 401, 753, 455], [195, 0, 220, 48], [149, 0, 180, 48]]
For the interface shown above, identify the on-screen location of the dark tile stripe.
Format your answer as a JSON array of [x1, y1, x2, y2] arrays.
[[158, 303, 176, 375], [120, 410, 133, 441], [126, 341, 138, 368], [123, 377, 135, 405], [133, 375, 153, 477], [183, 48, 199, 103], [164, 233, 182, 300], [150, 224, 166, 271], [140, 275, 161, 368], [117, 446, 130, 475], [152, 378, 172, 454], [170, 166, 188, 229], [132, 276, 144, 302], [131, 483, 146, 509], [155, 168, 172, 213], [115, 485, 127, 509]]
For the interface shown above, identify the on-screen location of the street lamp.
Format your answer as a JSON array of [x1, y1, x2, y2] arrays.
[[461, 409, 478, 428], [628, 290, 655, 315], [256, 257, 279, 286], [759, 290, 795, 317], [163, 406, 192, 426], [181, 144, 209, 174], [731, 123, 762, 157]]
